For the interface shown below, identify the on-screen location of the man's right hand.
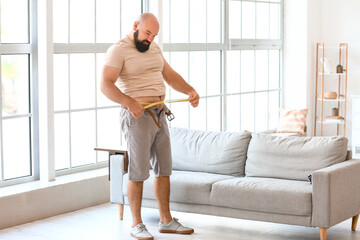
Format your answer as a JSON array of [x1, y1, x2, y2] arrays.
[[124, 97, 145, 119]]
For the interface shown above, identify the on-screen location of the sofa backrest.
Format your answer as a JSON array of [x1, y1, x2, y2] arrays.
[[169, 127, 252, 177], [245, 133, 349, 181]]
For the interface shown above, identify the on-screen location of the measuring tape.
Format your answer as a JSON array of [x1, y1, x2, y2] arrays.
[[138, 99, 189, 109], [137, 98, 189, 126]]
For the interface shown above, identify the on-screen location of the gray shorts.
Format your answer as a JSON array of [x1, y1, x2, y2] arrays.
[[120, 106, 172, 181]]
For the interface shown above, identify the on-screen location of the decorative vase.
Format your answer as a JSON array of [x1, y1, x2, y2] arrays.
[[336, 64, 343, 73], [332, 108, 339, 116]]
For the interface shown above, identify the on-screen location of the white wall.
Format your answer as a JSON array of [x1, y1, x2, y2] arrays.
[[283, 0, 309, 109], [0, 170, 110, 230], [284, 0, 360, 146], [315, 0, 360, 144]]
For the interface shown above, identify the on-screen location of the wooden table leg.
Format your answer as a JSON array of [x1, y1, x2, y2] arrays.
[[352, 214, 359, 231], [119, 204, 124, 220], [320, 227, 327, 240]]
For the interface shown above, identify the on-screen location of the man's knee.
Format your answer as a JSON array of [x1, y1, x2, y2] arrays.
[[155, 175, 170, 181]]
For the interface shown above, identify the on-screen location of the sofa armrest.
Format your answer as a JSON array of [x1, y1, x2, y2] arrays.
[[110, 154, 127, 204], [94, 147, 128, 204], [312, 159, 360, 228]]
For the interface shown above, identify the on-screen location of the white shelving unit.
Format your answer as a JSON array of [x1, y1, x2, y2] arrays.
[[314, 43, 348, 136]]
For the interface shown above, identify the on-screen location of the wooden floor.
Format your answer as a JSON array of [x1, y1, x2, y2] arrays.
[[0, 203, 359, 240]]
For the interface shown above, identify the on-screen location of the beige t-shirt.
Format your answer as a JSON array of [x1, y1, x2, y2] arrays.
[[104, 36, 166, 99]]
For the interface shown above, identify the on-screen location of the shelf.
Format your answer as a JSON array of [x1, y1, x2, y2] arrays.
[[315, 43, 348, 136], [317, 72, 346, 76], [318, 46, 347, 49], [317, 96, 346, 102], [316, 116, 344, 124]]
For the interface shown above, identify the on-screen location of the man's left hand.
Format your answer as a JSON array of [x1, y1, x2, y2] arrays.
[[188, 89, 199, 107]]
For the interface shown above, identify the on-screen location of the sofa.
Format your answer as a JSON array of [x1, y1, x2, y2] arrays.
[[108, 127, 360, 240]]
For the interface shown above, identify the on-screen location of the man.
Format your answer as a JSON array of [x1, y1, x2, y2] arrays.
[[100, 13, 199, 240]]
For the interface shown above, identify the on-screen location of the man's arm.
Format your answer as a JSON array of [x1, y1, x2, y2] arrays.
[[162, 58, 199, 107], [100, 65, 144, 119]]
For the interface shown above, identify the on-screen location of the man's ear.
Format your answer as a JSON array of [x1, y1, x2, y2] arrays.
[[133, 21, 140, 31]]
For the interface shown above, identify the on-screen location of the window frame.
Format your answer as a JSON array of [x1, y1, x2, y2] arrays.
[[154, 0, 283, 131], [0, 0, 284, 186], [0, 0, 39, 187], [52, 0, 143, 177]]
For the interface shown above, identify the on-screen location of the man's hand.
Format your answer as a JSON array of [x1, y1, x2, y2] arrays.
[[124, 97, 144, 119], [188, 89, 199, 108]]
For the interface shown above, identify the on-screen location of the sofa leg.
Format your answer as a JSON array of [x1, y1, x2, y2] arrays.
[[118, 204, 124, 220], [352, 214, 359, 231], [320, 227, 327, 240]]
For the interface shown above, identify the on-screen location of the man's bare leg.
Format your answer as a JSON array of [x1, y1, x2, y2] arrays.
[[154, 176, 172, 224], [128, 180, 144, 227]]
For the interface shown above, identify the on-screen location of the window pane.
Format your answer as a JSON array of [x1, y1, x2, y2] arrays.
[[162, 0, 170, 43], [241, 93, 254, 132], [190, 0, 206, 43], [70, 0, 95, 43], [0, 0, 28, 43], [169, 102, 188, 129], [163, 52, 171, 97], [97, 108, 121, 161], [241, 50, 254, 92], [54, 54, 69, 111], [269, 90, 280, 129], [96, 0, 120, 43], [256, 3, 269, 39], [1, 55, 29, 116], [226, 95, 240, 131], [190, 98, 206, 130], [242, 1, 255, 39], [226, 51, 240, 94], [255, 92, 268, 132], [207, 96, 221, 131], [207, 0, 221, 43], [53, 0, 69, 43], [169, 52, 188, 100], [71, 111, 96, 167], [207, 51, 221, 96], [3, 118, 31, 180], [229, 0, 241, 39], [70, 54, 95, 109], [270, 3, 280, 39], [121, 0, 142, 37], [255, 50, 268, 91], [149, 0, 159, 17], [189, 52, 206, 97], [269, 50, 280, 89], [55, 113, 70, 170], [170, 0, 189, 43], [97, 53, 117, 107]]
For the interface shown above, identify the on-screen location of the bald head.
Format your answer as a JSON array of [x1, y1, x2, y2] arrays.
[[137, 13, 159, 26]]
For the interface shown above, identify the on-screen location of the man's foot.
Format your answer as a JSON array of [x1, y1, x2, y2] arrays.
[[159, 218, 194, 234], [130, 223, 154, 240]]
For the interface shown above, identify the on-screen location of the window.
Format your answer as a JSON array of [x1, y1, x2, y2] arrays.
[[0, 0, 37, 187], [52, 0, 142, 175], [226, 0, 282, 132], [154, 0, 223, 131], [1, 0, 283, 186], [150, 0, 282, 132]]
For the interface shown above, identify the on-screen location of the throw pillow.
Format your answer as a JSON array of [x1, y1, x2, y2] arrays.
[[276, 108, 308, 134]]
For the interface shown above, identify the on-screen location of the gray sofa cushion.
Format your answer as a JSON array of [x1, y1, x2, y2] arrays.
[[123, 170, 234, 205], [210, 177, 312, 216], [245, 134, 348, 181], [169, 127, 252, 176]]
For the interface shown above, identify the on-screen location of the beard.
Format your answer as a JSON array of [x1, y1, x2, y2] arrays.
[[134, 30, 151, 52]]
